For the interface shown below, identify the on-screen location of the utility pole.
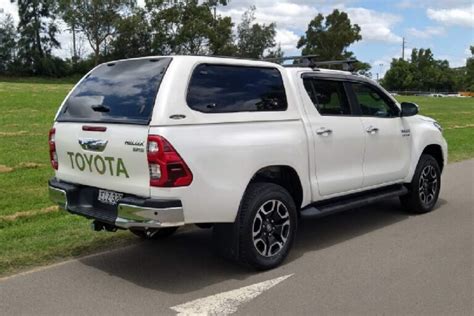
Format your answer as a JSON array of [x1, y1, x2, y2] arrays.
[[402, 37, 406, 60]]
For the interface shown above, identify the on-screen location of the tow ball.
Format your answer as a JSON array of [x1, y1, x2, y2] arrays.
[[91, 220, 118, 232]]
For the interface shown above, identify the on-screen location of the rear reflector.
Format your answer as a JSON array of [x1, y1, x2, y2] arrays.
[[147, 135, 193, 187], [48, 128, 58, 170], [82, 125, 107, 132]]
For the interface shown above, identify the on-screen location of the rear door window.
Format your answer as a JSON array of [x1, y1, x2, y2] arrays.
[[187, 64, 287, 113], [303, 78, 351, 115], [57, 58, 171, 125]]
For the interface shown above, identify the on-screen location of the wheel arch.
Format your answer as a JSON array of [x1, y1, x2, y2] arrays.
[[422, 144, 444, 173], [246, 165, 304, 210], [405, 135, 447, 183]]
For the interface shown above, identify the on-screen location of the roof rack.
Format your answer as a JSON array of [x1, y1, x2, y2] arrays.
[[262, 55, 359, 72]]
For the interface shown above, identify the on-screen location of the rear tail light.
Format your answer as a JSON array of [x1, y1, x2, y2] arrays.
[[48, 128, 58, 170], [147, 135, 193, 187]]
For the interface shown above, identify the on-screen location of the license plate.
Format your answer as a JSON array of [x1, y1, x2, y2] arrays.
[[97, 189, 123, 205]]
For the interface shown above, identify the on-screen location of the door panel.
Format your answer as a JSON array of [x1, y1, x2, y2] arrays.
[[360, 117, 411, 186], [349, 82, 411, 186], [312, 116, 366, 195], [301, 78, 365, 197]]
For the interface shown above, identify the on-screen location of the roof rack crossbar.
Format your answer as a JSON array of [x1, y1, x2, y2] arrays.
[[262, 55, 359, 72], [312, 58, 358, 71], [262, 55, 319, 67]]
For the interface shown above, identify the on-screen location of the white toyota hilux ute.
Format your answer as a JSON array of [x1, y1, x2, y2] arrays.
[[48, 55, 447, 270]]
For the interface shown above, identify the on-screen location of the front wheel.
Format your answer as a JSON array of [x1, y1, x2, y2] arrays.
[[400, 154, 441, 214], [237, 182, 298, 270]]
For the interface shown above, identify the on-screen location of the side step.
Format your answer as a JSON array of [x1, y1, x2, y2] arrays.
[[301, 184, 408, 218]]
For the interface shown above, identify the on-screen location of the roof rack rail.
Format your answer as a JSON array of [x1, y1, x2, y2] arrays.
[[263, 55, 359, 72], [312, 58, 359, 71], [263, 55, 319, 67]]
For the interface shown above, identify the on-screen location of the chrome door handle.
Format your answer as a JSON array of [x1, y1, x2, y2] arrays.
[[316, 127, 333, 136], [366, 126, 379, 134]]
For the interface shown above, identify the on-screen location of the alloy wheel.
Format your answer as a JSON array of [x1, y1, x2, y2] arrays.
[[252, 199, 291, 257], [418, 164, 438, 206]]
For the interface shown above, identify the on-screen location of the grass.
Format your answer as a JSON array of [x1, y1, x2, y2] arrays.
[[396, 95, 474, 162], [0, 78, 473, 277], [0, 79, 134, 277]]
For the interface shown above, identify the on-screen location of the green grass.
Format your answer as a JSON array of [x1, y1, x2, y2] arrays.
[[0, 75, 83, 84], [396, 96, 474, 162], [0, 78, 473, 277], [0, 79, 135, 277]]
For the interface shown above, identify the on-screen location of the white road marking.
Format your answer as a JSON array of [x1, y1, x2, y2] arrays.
[[170, 274, 293, 315]]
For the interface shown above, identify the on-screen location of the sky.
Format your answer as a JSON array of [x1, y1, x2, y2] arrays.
[[1, 0, 473, 78]]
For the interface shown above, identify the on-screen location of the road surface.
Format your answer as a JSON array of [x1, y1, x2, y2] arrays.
[[1, 160, 473, 315]]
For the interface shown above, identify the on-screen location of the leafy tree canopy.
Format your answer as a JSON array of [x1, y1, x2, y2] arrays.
[[383, 48, 461, 92], [61, 0, 136, 65], [465, 46, 474, 91], [16, 0, 61, 75], [0, 14, 17, 73], [236, 6, 276, 59], [297, 9, 361, 60]]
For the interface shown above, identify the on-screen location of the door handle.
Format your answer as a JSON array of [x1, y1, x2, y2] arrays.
[[316, 127, 333, 136], [366, 126, 379, 134]]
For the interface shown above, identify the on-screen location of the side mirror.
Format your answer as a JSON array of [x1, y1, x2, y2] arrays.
[[400, 102, 419, 117]]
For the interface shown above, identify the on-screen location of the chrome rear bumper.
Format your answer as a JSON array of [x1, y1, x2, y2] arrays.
[[116, 204, 184, 228], [48, 178, 184, 229]]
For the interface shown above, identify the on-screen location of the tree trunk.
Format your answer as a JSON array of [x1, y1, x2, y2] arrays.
[[72, 24, 77, 63], [34, 15, 43, 58], [94, 39, 100, 65]]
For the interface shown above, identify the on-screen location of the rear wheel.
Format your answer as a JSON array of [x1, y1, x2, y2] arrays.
[[400, 154, 441, 214], [214, 182, 297, 270], [130, 227, 178, 240]]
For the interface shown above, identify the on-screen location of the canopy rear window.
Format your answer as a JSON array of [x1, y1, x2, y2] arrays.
[[57, 58, 171, 125]]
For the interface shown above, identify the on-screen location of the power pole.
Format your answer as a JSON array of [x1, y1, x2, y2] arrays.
[[402, 37, 406, 60]]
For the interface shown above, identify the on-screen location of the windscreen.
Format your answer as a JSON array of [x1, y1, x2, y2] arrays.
[[57, 58, 171, 124]]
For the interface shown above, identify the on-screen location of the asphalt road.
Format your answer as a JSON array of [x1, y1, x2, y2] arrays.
[[1, 160, 473, 315]]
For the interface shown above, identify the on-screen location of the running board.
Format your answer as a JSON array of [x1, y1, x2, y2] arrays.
[[301, 185, 408, 218]]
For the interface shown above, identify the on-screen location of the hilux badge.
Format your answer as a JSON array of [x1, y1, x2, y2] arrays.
[[124, 140, 144, 146]]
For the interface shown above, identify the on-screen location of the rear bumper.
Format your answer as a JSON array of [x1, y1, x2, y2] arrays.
[[48, 178, 184, 229]]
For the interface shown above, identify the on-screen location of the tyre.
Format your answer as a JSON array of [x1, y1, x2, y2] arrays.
[[231, 182, 298, 270], [400, 154, 441, 214], [130, 227, 178, 239]]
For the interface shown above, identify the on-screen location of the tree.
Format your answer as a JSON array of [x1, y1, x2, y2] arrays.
[[63, 0, 136, 65], [110, 8, 153, 59], [297, 9, 364, 69], [58, 0, 81, 63], [383, 48, 458, 92], [382, 58, 414, 91], [298, 9, 361, 59], [465, 46, 474, 91], [236, 6, 276, 59], [16, 0, 60, 74], [146, 0, 232, 55], [208, 15, 235, 56], [0, 14, 17, 73], [265, 44, 284, 59]]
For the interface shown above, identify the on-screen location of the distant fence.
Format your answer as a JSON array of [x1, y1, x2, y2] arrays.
[[389, 91, 473, 97]]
